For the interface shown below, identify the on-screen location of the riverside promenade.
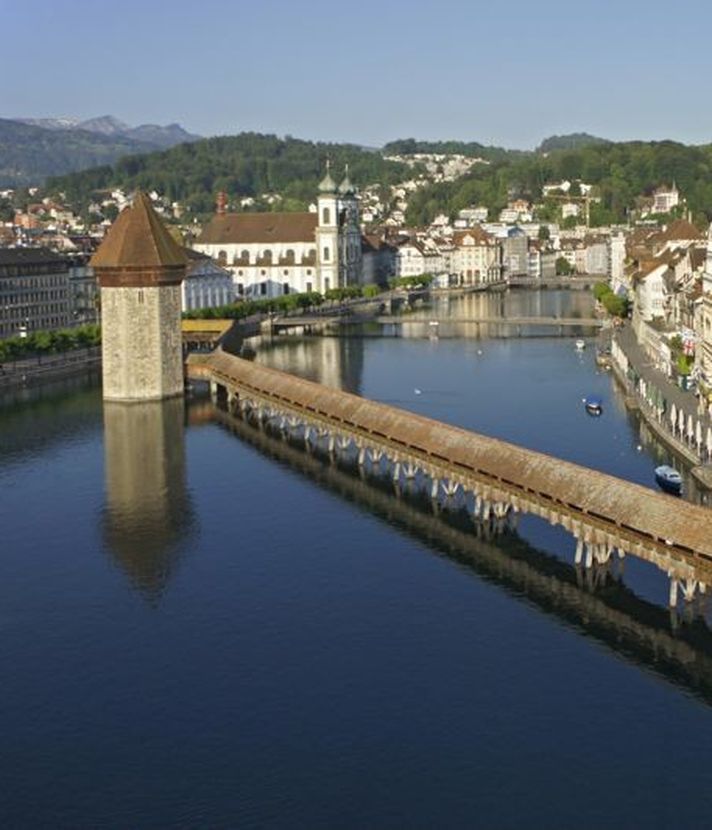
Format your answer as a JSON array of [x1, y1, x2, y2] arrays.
[[612, 325, 712, 483]]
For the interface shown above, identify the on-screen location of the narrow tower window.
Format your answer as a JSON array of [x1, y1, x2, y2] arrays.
[[322, 207, 330, 225]]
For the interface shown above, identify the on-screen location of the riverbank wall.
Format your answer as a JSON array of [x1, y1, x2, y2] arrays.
[[0, 347, 101, 391]]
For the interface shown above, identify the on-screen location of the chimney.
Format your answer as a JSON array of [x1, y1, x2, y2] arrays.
[[216, 191, 227, 215]]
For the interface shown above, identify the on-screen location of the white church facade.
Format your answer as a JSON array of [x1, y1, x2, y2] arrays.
[[193, 167, 363, 298]]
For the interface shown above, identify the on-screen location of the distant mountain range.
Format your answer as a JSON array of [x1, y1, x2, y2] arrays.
[[16, 115, 200, 147], [0, 116, 201, 187]]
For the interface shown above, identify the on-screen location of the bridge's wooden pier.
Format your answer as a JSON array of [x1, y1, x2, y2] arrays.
[[190, 349, 712, 608]]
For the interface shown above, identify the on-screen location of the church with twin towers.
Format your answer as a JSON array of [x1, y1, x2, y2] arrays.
[[194, 165, 363, 298]]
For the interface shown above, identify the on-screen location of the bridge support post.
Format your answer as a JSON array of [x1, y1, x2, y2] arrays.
[[669, 577, 679, 608], [584, 543, 594, 569], [370, 449, 384, 469]]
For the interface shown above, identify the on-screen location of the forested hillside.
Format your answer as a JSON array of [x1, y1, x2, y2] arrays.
[[536, 133, 610, 153], [382, 138, 518, 162], [47, 133, 414, 214], [406, 140, 712, 226]]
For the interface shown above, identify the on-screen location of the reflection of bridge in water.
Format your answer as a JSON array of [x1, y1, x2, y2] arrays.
[[189, 349, 712, 611], [213, 406, 712, 708]]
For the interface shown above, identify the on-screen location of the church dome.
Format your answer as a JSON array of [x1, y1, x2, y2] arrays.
[[339, 172, 354, 195], [318, 167, 337, 194]]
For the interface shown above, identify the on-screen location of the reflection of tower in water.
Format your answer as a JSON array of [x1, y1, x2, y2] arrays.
[[102, 398, 194, 602]]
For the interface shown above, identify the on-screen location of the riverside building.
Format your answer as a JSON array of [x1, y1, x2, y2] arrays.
[[193, 167, 363, 297], [0, 247, 71, 339]]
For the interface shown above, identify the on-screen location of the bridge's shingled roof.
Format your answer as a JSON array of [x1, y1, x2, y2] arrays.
[[205, 350, 712, 560], [91, 192, 188, 269]]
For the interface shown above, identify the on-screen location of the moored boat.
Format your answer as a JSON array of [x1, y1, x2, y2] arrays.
[[584, 396, 603, 416], [655, 465, 683, 495], [575, 339, 586, 351]]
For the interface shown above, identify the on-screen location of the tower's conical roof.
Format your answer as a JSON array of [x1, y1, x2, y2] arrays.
[[91, 191, 188, 269]]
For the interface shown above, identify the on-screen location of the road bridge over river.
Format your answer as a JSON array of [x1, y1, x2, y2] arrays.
[[270, 314, 604, 332], [188, 349, 712, 608]]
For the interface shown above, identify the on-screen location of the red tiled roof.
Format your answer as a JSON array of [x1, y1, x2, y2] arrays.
[[197, 212, 318, 245]]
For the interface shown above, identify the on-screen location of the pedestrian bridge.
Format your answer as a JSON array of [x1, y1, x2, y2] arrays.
[[190, 348, 712, 608]]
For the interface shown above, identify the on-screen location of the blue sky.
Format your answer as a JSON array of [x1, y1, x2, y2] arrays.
[[4, 0, 712, 149]]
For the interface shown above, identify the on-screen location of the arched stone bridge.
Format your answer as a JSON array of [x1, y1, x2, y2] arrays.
[[189, 349, 712, 608]]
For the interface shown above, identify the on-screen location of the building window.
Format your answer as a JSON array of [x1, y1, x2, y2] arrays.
[[238, 270, 243, 276], [306, 282, 312, 293], [322, 207, 330, 225], [283, 269, 289, 276], [260, 282, 267, 296], [283, 283, 289, 294], [218, 250, 227, 265], [261, 270, 266, 276], [241, 249, 249, 261], [324, 278, 330, 291], [137, 289, 145, 304], [323, 247, 330, 262]]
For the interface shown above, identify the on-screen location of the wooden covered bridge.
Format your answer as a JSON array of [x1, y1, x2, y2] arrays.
[[188, 349, 712, 608]]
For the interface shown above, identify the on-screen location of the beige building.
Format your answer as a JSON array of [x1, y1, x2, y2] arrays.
[[91, 192, 188, 402], [451, 227, 502, 285], [699, 227, 712, 397]]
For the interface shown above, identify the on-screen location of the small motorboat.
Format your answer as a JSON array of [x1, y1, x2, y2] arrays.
[[655, 465, 683, 495], [584, 396, 603, 416], [575, 339, 586, 351]]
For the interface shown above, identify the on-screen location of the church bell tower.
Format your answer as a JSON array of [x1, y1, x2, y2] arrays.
[[316, 162, 340, 291], [91, 191, 188, 401]]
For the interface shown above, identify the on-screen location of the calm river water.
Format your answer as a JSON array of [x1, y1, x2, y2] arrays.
[[1, 290, 711, 829]]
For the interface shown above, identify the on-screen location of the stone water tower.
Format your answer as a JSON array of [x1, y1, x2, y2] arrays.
[[91, 192, 188, 401]]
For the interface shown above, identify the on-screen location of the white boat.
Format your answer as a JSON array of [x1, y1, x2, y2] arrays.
[[655, 465, 683, 495], [575, 339, 586, 351]]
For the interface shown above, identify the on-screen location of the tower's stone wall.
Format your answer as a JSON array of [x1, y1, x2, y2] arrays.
[[101, 285, 183, 401]]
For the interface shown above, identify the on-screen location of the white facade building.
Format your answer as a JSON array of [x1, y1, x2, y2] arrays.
[[634, 262, 668, 322], [194, 168, 362, 298], [653, 183, 680, 215]]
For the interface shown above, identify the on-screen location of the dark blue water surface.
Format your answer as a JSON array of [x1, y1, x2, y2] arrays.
[[1, 292, 711, 829]]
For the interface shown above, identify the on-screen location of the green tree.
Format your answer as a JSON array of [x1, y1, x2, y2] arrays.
[[556, 257, 573, 276]]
